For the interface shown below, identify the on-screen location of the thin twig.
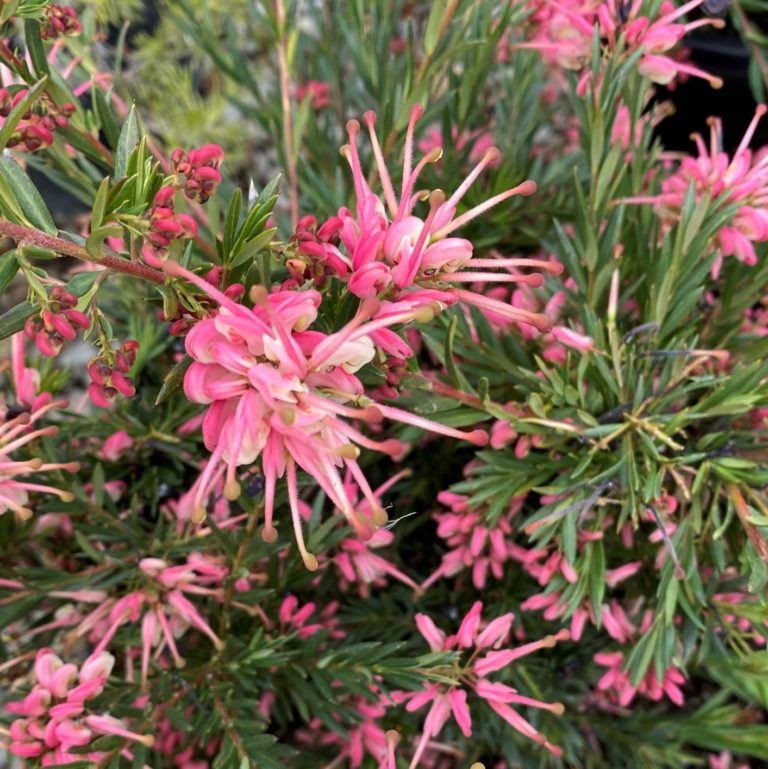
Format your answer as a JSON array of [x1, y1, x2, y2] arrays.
[[0, 219, 166, 284], [275, 0, 299, 229]]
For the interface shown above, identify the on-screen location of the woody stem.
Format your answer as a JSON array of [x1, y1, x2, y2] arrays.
[[0, 219, 166, 285]]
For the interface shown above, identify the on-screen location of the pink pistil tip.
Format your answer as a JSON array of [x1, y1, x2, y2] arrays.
[[346, 119, 360, 137], [466, 429, 489, 446], [410, 104, 424, 122], [548, 261, 565, 275], [518, 180, 537, 196], [360, 406, 383, 423], [363, 110, 377, 126], [262, 525, 278, 543], [529, 313, 553, 333], [379, 439, 407, 456]]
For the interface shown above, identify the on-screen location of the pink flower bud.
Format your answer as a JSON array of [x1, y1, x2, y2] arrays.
[[187, 144, 224, 167], [48, 701, 85, 720], [54, 719, 92, 749], [153, 186, 176, 206], [64, 309, 90, 329], [10, 741, 44, 758], [88, 383, 116, 408], [49, 312, 76, 341], [100, 431, 134, 462], [110, 371, 136, 397]]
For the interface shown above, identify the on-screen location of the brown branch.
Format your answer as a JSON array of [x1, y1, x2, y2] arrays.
[[0, 219, 166, 285]]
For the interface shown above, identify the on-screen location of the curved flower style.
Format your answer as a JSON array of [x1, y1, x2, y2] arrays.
[[310, 107, 560, 331], [162, 260, 487, 569], [398, 602, 569, 766], [7, 648, 152, 764], [1, 342, 79, 519]]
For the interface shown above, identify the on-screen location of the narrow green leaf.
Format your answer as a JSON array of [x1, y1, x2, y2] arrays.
[[24, 19, 49, 77], [0, 301, 36, 341], [0, 78, 48, 151], [155, 354, 193, 405], [0, 250, 19, 294], [0, 155, 57, 234], [115, 105, 140, 179]]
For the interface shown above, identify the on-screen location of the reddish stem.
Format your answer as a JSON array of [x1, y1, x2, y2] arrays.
[[275, 0, 300, 229], [0, 219, 165, 285]]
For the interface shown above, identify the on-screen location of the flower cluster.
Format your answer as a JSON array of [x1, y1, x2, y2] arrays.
[[422, 489, 526, 590], [39, 4, 82, 40], [398, 602, 570, 765], [0, 88, 76, 152], [164, 259, 488, 567], [24, 286, 90, 357], [309, 107, 558, 331], [517, 0, 724, 89], [145, 186, 199, 253], [87, 339, 139, 408], [7, 648, 152, 764], [1, 347, 78, 519], [629, 105, 768, 277], [171, 144, 225, 203]]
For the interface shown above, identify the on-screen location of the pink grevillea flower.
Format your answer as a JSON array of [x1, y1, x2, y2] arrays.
[[334, 527, 420, 595], [314, 107, 559, 331], [171, 144, 225, 203], [277, 595, 344, 639], [421, 491, 526, 590], [594, 651, 685, 707], [516, 0, 723, 89], [11, 332, 52, 411], [6, 648, 153, 764], [40, 4, 82, 39], [0, 391, 78, 520], [627, 105, 768, 278], [23, 285, 90, 358], [161, 259, 487, 569], [331, 468, 419, 595], [397, 602, 569, 767], [521, 562, 642, 642], [87, 339, 140, 409], [136, 698, 219, 768], [76, 554, 227, 689], [295, 691, 388, 768]]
